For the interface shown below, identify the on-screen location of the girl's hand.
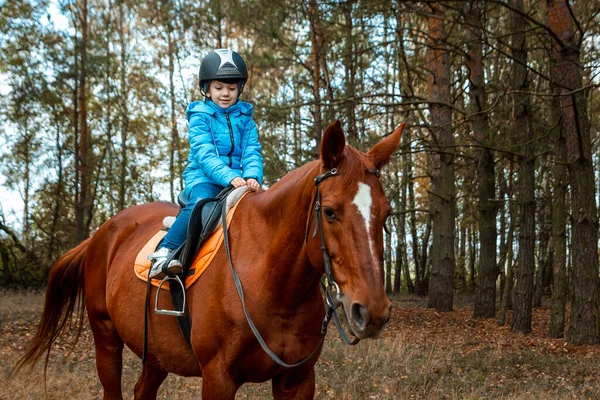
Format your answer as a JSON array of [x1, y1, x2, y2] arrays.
[[246, 179, 260, 191], [230, 177, 246, 188]]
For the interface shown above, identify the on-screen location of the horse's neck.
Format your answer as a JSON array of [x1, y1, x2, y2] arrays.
[[249, 162, 322, 308], [258, 160, 319, 235]]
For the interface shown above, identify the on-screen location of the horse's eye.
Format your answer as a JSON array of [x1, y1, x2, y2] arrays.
[[323, 207, 337, 220]]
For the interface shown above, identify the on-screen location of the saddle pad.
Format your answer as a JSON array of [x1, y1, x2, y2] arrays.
[[134, 191, 249, 289]]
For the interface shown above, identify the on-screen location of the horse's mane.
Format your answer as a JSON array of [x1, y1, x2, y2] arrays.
[[266, 145, 375, 194]]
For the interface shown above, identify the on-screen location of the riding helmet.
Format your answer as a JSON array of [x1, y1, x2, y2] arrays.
[[199, 49, 248, 95]]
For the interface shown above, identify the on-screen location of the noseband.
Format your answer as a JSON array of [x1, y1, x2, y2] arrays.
[[223, 166, 380, 368]]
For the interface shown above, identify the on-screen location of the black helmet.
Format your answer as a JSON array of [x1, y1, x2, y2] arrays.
[[199, 49, 248, 95]]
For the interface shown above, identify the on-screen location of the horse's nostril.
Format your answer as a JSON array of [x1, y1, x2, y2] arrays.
[[351, 302, 369, 330]]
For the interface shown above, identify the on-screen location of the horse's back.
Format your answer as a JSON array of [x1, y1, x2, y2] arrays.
[[85, 201, 177, 313], [86, 201, 178, 282], [83, 202, 201, 376]]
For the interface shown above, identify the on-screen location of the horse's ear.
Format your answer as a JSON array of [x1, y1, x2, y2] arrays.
[[320, 120, 346, 169], [367, 122, 405, 169]]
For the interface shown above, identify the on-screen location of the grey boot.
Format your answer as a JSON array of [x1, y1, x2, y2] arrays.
[[148, 247, 182, 279]]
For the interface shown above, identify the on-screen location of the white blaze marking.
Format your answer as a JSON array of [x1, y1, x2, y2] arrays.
[[352, 183, 376, 260]]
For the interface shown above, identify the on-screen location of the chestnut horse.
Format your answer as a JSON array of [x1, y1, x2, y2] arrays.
[[16, 120, 404, 399]]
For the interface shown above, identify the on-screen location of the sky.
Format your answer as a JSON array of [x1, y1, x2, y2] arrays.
[[0, 73, 21, 228], [0, 1, 68, 229], [0, 188, 21, 228]]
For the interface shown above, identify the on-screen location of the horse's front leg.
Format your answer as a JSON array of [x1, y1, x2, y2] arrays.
[[271, 366, 316, 400]]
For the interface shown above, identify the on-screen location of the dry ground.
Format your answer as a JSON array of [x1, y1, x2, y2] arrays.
[[1, 291, 599, 399]]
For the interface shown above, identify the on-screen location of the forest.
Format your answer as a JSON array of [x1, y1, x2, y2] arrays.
[[1, 0, 600, 369]]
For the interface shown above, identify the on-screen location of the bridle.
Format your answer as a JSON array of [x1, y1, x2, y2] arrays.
[[305, 167, 361, 346], [223, 166, 381, 369]]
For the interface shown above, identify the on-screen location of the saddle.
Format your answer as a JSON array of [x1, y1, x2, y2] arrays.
[[164, 186, 234, 272], [142, 186, 248, 361]]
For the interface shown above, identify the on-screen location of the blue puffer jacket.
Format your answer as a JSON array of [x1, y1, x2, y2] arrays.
[[183, 99, 263, 189]]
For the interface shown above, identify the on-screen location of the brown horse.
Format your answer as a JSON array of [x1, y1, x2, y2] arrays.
[[16, 120, 404, 399]]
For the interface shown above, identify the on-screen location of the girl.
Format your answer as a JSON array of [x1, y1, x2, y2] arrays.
[[149, 49, 263, 279]]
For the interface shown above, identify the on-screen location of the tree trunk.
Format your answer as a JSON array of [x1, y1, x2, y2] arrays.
[[385, 227, 392, 292], [498, 169, 517, 326], [394, 171, 405, 293], [210, 0, 223, 48], [498, 230, 515, 326], [497, 171, 507, 303], [308, 0, 323, 150], [534, 165, 551, 307], [167, 25, 180, 203], [468, 224, 477, 290], [342, 2, 357, 144], [103, 1, 115, 216], [394, 230, 403, 293], [48, 107, 64, 261], [547, 0, 600, 344], [457, 223, 467, 291], [22, 129, 32, 249], [75, 0, 90, 244], [292, 73, 302, 168], [548, 74, 568, 340], [419, 215, 432, 296], [72, 31, 80, 246], [118, 0, 129, 211], [426, 4, 456, 312], [467, 0, 497, 319], [510, 0, 535, 334], [399, 144, 414, 294], [407, 123, 423, 294], [0, 241, 11, 287]]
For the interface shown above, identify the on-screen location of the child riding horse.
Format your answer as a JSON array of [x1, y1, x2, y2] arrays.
[[16, 120, 404, 399]]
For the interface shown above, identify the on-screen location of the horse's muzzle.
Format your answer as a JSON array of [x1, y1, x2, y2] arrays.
[[348, 300, 392, 339]]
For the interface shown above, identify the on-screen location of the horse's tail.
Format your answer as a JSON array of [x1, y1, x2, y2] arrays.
[[13, 238, 90, 373]]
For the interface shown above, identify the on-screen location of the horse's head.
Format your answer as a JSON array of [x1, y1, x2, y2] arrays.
[[307, 120, 404, 340]]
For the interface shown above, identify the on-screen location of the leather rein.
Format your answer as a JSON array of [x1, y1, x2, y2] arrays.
[[222, 167, 374, 369]]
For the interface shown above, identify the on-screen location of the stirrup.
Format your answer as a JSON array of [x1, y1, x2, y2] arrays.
[[154, 274, 186, 317]]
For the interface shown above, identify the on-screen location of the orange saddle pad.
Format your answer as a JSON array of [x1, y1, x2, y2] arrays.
[[134, 192, 247, 289]]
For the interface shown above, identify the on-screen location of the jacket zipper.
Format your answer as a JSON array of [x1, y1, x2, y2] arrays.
[[225, 112, 234, 167]]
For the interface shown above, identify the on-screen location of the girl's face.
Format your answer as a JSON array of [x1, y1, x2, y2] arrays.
[[206, 80, 239, 108]]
